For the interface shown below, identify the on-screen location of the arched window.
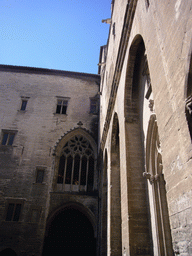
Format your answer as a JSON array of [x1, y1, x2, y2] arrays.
[[57, 135, 95, 192], [144, 114, 173, 255]]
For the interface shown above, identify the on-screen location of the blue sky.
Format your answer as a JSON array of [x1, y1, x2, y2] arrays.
[[0, 0, 111, 74]]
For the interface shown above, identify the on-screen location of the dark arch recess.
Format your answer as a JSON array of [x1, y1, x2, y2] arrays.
[[124, 34, 145, 121], [0, 249, 17, 256], [124, 34, 152, 255], [110, 113, 122, 255], [185, 42, 192, 140], [42, 205, 96, 256]]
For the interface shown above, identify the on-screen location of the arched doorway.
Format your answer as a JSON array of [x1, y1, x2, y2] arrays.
[[42, 207, 96, 256], [0, 249, 17, 256]]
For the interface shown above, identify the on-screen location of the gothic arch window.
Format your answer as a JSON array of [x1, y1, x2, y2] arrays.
[[57, 135, 95, 192], [144, 114, 173, 255], [124, 35, 152, 255]]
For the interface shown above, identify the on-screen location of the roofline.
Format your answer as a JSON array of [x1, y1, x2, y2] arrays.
[[0, 64, 100, 80]]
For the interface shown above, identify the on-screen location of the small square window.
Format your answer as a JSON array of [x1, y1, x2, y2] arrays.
[[6, 203, 22, 222], [56, 98, 69, 114], [1, 130, 16, 146], [36, 168, 45, 183], [90, 98, 98, 114]]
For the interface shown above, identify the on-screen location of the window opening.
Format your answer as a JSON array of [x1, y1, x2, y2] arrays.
[[65, 155, 73, 184], [1, 131, 16, 146], [90, 98, 98, 114], [57, 156, 65, 184], [81, 156, 87, 185], [87, 156, 94, 190], [20, 100, 28, 111], [6, 203, 22, 221], [57, 135, 95, 192], [73, 155, 80, 184], [144, 115, 173, 255], [56, 99, 68, 114], [36, 168, 45, 183], [143, 56, 152, 99]]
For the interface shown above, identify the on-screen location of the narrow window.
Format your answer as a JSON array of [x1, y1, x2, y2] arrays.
[[36, 168, 45, 183], [81, 156, 87, 185], [57, 156, 65, 184], [88, 156, 94, 190], [6, 203, 22, 222], [143, 57, 152, 99], [1, 131, 16, 146], [73, 155, 80, 184], [144, 115, 173, 255], [90, 98, 98, 114], [65, 155, 73, 184], [21, 100, 28, 111], [2, 132, 8, 145], [56, 98, 69, 114], [20, 97, 29, 111]]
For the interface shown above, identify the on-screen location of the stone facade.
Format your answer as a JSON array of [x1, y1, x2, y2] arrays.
[[0, 65, 100, 256], [98, 0, 192, 255], [1, 0, 192, 255]]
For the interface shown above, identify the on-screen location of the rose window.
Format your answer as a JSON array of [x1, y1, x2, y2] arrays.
[[57, 135, 95, 192]]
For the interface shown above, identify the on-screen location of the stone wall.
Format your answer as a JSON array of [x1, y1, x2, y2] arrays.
[[0, 66, 100, 256], [99, 0, 192, 255]]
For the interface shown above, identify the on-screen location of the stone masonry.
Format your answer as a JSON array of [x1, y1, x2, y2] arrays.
[[0, 65, 100, 256], [0, 0, 192, 255]]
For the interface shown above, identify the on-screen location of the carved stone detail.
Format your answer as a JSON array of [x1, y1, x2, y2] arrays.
[[143, 172, 161, 184], [186, 95, 192, 114], [149, 99, 154, 112]]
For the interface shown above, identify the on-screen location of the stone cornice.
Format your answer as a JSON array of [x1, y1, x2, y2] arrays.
[[0, 64, 100, 81], [100, 0, 138, 152]]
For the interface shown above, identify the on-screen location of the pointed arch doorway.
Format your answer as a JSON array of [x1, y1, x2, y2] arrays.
[[42, 207, 96, 256]]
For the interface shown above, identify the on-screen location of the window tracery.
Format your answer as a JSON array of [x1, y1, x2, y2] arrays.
[[57, 135, 95, 192], [143, 114, 173, 255]]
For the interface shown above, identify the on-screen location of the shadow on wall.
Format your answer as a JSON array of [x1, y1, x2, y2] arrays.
[[42, 207, 96, 256], [0, 249, 17, 256]]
